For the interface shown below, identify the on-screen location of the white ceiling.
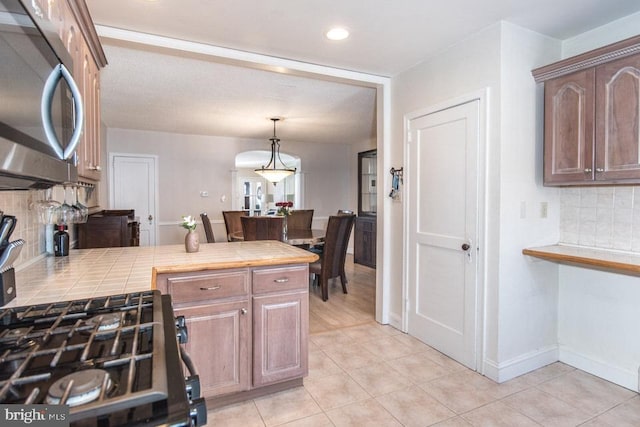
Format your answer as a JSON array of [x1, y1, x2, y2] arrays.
[[85, 0, 640, 146]]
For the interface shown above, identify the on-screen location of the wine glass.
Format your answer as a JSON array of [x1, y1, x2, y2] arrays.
[[57, 185, 74, 224], [32, 188, 61, 224], [72, 186, 89, 223]]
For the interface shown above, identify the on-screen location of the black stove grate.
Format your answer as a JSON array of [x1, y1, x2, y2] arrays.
[[0, 291, 169, 421]]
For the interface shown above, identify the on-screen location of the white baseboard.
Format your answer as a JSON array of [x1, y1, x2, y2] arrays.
[[387, 312, 403, 331], [559, 345, 638, 392], [483, 345, 559, 383]]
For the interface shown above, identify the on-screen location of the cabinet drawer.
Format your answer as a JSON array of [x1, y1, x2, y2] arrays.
[[168, 269, 249, 303], [252, 265, 308, 294]]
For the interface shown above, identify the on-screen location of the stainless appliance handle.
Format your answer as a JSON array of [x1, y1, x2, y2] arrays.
[[41, 64, 84, 160], [179, 346, 198, 377]]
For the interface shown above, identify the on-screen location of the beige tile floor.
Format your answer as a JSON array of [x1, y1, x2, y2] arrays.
[[206, 257, 640, 426]]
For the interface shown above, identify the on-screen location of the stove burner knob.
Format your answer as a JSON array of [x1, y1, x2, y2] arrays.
[[189, 397, 207, 427], [185, 375, 201, 400], [175, 316, 188, 344]]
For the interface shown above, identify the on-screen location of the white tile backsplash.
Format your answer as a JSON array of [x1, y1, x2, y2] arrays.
[[560, 186, 640, 252], [0, 188, 82, 268], [0, 190, 45, 266]]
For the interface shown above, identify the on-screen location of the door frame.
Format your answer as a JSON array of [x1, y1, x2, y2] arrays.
[[402, 88, 489, 373], [108, 152, 160, 246]]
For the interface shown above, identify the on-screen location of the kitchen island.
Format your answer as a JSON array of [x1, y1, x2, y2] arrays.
[[9, 241, 317, 306], [9, 241, 318, 408]]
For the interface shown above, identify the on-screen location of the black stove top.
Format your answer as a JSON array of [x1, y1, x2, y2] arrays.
[[0, 290, 204, 426]]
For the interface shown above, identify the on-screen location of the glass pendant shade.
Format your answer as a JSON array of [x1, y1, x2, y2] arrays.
[[255, 167, 294, 183], [255, 118, 296, 184]]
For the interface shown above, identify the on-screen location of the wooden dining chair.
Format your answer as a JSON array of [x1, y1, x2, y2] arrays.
[[200, 213, 215, 243], [287, 209, 314, 230], [241, 216, 284, 241], [310, 209, 351, 253], [309, 214, 355, 301], [223, 210, 248, 241]]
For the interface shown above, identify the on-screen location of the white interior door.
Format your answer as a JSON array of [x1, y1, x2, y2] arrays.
[[110, 154, 157, 246], [407, 99, 480, 370]]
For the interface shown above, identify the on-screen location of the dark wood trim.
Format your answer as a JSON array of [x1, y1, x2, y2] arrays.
[[67, 0, 108, 68], [532, 34, 640, 83], [357, 149, 377, 217]]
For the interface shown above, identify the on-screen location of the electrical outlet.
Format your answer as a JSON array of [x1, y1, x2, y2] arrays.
[[540, 202, 548, 218]]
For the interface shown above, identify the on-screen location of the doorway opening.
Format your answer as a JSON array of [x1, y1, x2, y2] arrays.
[[233, 150, 302, 215]]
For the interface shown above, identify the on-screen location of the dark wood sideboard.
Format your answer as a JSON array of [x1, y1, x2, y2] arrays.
[[77, 210, 140, 248]]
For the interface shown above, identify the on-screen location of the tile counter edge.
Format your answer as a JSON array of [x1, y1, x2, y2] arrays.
[[5, 241, 319, 307], [522, 244, 640, 275]]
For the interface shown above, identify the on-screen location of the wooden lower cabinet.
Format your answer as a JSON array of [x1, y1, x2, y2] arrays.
[[253, 291, 308, 387], [174, 300, 250, 397], [156, 263, 309, 403], [354, 216, 376, 268]]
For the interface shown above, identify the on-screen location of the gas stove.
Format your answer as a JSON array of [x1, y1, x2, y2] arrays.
[[0, 290, 206, 426]]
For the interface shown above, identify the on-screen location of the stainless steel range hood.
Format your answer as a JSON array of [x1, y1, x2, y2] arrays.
[[0, 132, 77, 190]]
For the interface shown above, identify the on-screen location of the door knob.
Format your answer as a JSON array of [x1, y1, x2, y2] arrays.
[[148, 214, 153, 222], [461, 243, 470, 251]]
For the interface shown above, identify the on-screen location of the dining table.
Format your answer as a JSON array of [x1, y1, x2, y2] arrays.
[[229, 228, 325, 246]]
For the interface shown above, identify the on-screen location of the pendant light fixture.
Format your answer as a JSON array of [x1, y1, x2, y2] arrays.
[[255, 118, 296, 184]]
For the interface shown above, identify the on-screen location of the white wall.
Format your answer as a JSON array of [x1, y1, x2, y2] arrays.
[[562, 11, 640, 58], [392, 22, 566, 383], [392, 24, 503, 333], [555, 14, 640, 391], [495, 23, 562, 378], [558, 266, 640, 391], [106, 128, 353, 244]]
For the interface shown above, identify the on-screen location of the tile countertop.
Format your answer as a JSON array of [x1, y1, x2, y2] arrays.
[[6, 241, 319, 308], [522, 244, 640, 275]]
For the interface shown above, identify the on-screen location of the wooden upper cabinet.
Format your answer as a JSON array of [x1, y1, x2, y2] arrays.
[[56, 0, 106, 182], [543, 69, 595, 184], [595, 54, 640, 181], [534, 35, 640, 186]]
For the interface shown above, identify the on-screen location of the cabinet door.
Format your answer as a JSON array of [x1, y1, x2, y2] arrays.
[[595, 54, 640, 181], [252, 291, 308, 387], [354, 217, 376, 268], [543, 69, 595, 185], [76, 43, 102, 181], [174, 300, 251, 398]]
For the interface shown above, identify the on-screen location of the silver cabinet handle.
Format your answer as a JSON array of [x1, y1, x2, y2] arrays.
[[584, 168, 592, 173], [199, 286, 221, 291], [274, 278, 289, 283], [241, 308, 248, 315], [41, 64, 84, 160], [595, 168, 604, 173]]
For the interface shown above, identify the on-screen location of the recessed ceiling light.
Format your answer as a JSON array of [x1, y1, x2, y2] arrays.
[[326, 27, 349, 41]]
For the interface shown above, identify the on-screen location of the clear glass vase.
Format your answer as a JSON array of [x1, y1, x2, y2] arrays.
[[282, 216, 288, 241]]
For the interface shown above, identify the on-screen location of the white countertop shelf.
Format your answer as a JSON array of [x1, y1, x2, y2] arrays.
[[522, 244, 640, 276]]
